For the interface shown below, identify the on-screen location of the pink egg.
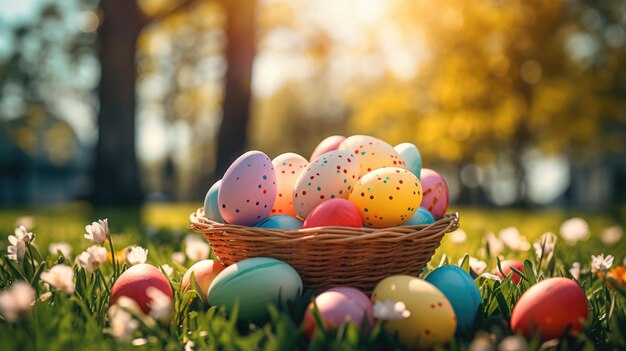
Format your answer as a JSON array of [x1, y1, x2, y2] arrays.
[[219, 151, 277, 225], [494, 260, 525, 285], [303, 287, 374, 339], [110, 264, 173, 314], [511, 278, 588, 340], [271, 153, 309, 217], [310, 135, 346, 162], [302, 198, 362, 228], [419, 168, 449, 219]]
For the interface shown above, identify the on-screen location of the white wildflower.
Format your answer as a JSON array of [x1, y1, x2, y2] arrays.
[[76, 246, 108, 272], [449, 229, 467, 244], [184, 235, 210, 261], [14, 216, 35, 231], [132, 338, 148, 346], [372, 300, 411, 320], [84, 218, 109, 244], [7, 235, 26, 262], [0, 281, 36, 322], [459, 257, 487, 276], [591, 254, 614, 274], [14, 226, 35, 244], [184, 341, 195, 351], [41, 265, 75, 295], [127, 246, 148, 266], [106, 302, 140, 340], [172, 252, 185, 265], [146, 287, 172, 322], [486, 232, 503, 257], [601, 226, 623, 246], [39, 291, 52, 302], [570, 262, 581, 280], [499, 335, 528, 351], [160, 264, 174, 277], [48, 242, 72, 258], [560, 217, 590, 245], [499, 227, 530, 251], [533, 232, 557, 259]]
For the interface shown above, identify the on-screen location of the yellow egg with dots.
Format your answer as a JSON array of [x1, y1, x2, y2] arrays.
[[349, 167, 422, 228], [371, 275, 457, 349]]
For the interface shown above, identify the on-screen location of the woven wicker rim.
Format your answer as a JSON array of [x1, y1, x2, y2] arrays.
[[189, 209, 459, 244]]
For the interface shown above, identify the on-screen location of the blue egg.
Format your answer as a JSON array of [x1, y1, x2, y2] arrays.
[[394, 142, 422, 179], [204, 180, 225, 223], [253, 215, 303, 230], [425, 265, 481, 334], [403, 207, 435, 225]]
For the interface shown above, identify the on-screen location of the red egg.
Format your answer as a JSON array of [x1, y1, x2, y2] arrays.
[[495, 260, 525, 285], [110, 264, 173, 314], [310, 135, 346, 162], [511, 277, 588, 340], [303, 287, 374, 339], [181, 260, 227, 299], [302, 198, 362, 228]]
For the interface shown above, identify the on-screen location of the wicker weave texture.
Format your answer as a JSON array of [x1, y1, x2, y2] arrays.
[[189, 209, 460, 292]]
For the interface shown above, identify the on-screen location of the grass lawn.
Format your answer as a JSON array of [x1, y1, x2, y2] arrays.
[[0, 203, 625, 350]]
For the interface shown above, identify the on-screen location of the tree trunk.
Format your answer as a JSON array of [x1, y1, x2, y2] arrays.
[[215, 0, 256, 178], [93, 0, 144, 206]]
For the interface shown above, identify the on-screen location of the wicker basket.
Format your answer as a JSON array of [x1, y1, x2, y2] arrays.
[[189, 209, 460, 293]]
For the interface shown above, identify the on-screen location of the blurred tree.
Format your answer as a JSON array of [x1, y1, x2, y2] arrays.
[[348, 0, 626, 205], [94, 0, 198, 205]]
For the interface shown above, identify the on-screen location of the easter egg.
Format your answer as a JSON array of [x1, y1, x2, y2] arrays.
[[303, 287, 374, 339], [219, 151, 277, 226], [338, 135, 405, 177], [394, 143, 422, 179], [254, 215, 303, 230], [293, 150, 360, 218], [110, 264, 173, 314], [349, 167, 422, 228], [271, 153, 309, 216], [203, 179, 225, 223], [181, 260, 227, 300], [403, 207, 435, 226], [419, 169, 449, 219], [495, 260, 525, 285], [310, 135, 346, 161], [425, 265, 481, 333], [372, 275, 456, 349], [511, 277, 588, 340], [207, 257, 302, 322], [302, 198, 362, 228]]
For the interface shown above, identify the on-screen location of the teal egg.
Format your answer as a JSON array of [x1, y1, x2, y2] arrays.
[[253, 215, 303, 230], [207, 257, 303, 322], [403, 207, 435, 225], [204, 180, 225, 223], [425, 265, 481, 334], [394, 143, 422, 179]]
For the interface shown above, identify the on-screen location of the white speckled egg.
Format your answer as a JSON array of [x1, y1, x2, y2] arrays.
[[218, 151, 277, 225], [293, 150, 360, 218], [271, 153, 309, 217], [338, 135, 405, 177]]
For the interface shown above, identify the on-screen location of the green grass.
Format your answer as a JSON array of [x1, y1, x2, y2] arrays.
[[0, 203, 625, 350]]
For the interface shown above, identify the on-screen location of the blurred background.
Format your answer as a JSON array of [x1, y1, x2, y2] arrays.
[[0, 0, 625, 209]]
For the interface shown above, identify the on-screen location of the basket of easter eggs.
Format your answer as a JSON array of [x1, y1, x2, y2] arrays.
[[189, 135, 459, 293]]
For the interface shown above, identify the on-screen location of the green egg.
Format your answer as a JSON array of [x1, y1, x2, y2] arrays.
[[207, 257, 303, 322]]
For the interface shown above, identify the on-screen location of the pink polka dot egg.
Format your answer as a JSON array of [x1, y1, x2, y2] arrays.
[[271, 153, 309, 217], [218, 151, 277, 226]]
